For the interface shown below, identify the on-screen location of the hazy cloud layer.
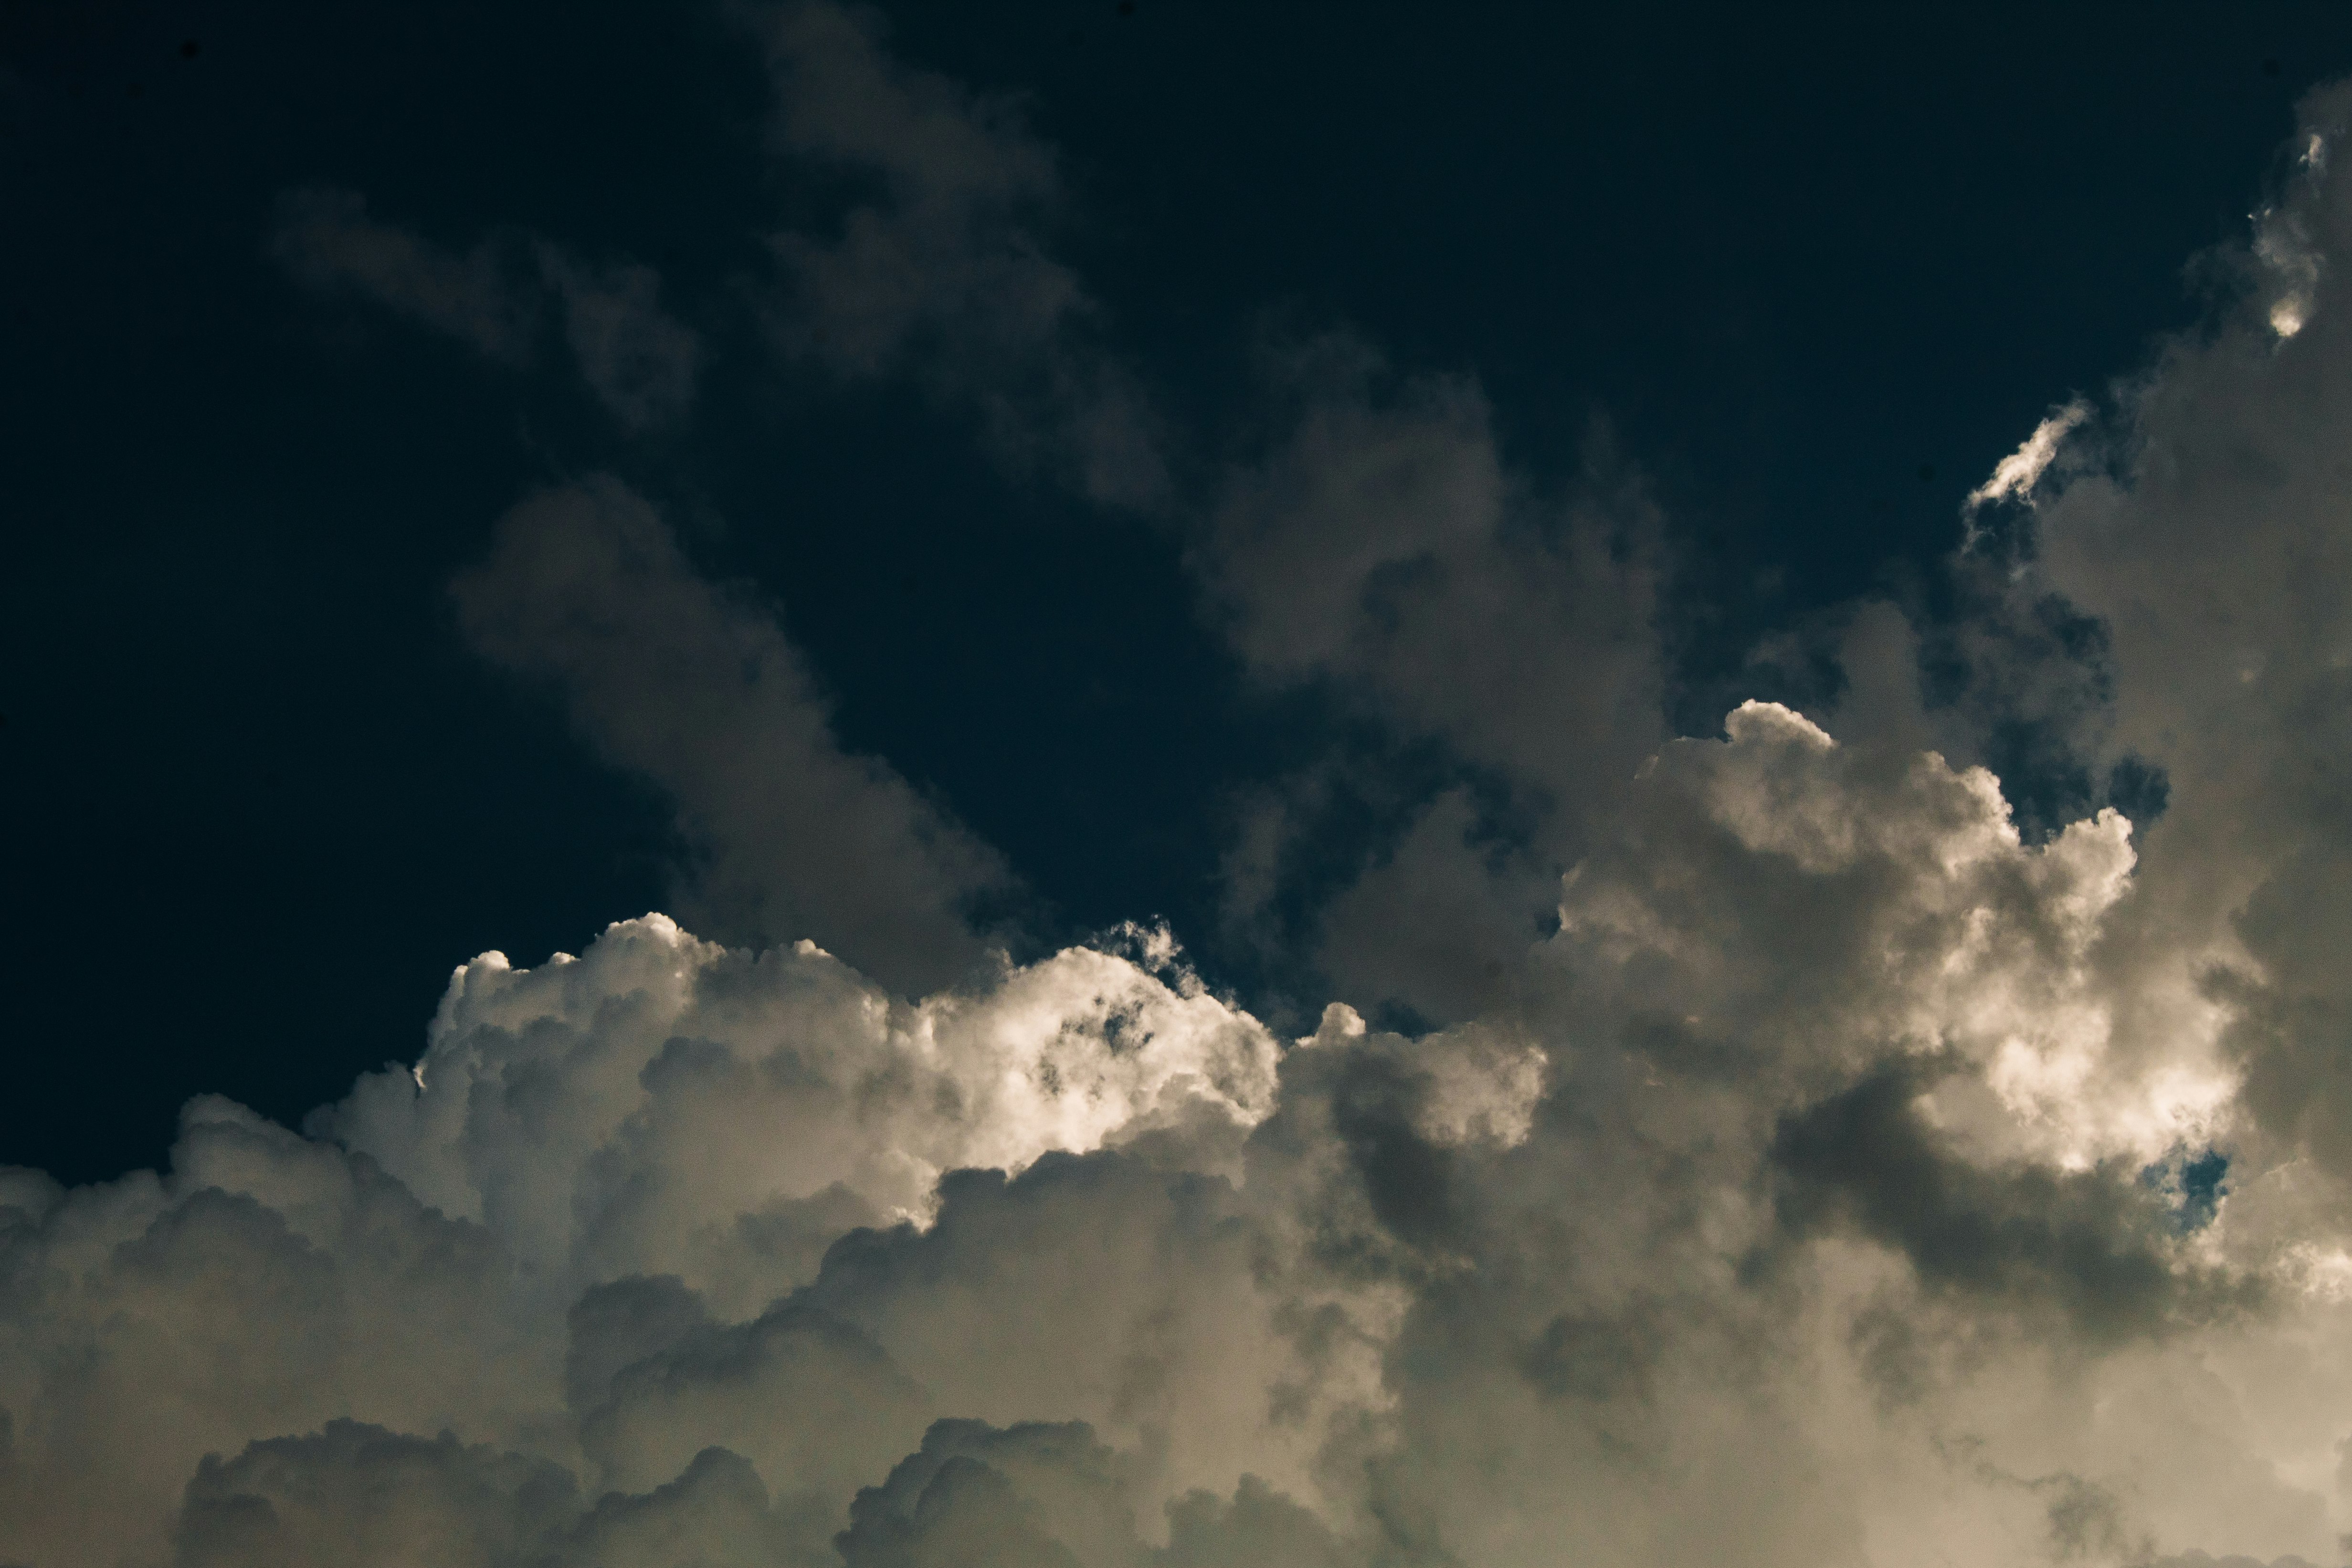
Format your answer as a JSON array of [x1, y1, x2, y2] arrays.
[[272, 186, 543, 364]]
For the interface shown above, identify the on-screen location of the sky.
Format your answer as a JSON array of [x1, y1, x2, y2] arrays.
[[9, 2, 2352, 1565]]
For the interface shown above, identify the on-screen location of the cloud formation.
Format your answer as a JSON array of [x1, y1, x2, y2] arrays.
[[1201, 338, 1666, 1024], [754, 1, 1168, 509], [450, 478, 1011, 995], [2029, 84, 2352, 1204], [28, 24, 2352, 1568], [274, 187, 702, 429], [11, 674, 2352, 1565]]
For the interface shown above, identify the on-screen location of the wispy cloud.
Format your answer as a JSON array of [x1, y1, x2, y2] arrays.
[[274, 187, 702, 429]]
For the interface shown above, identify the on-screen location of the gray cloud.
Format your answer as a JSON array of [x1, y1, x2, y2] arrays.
[[2021, 84, 2352, 1207], [753, 1, 1168, 509], [537, 246, 706, 431], [2, 691, 2343, 1565], [1201, 339, 1667, 1024], [1205, 345, 1663, 787], [450, 479, 1010, 994], [274, 187, 701, 428], [273, 186, 542, 363], [1768, 1063, 2257, 1344], [173, 1422, 581, 1568]]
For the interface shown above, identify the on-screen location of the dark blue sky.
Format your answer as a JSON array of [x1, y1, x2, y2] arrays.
[[6, 0, 2345, 1184]]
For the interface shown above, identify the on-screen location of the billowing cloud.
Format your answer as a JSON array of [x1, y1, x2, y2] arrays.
[[327, 912, 1281, 1302], [0, 919, 1318, 1566], [12, 682, 2352, 1564], [44, 23, 2352, 1568], [2023, 81, 2352, 1226]]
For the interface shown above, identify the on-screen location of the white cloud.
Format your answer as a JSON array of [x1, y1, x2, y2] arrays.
[[329, 912, 1281, 1296], [1965, 397, 2091, 511]]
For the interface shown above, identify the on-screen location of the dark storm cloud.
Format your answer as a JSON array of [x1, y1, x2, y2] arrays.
[[173, 1422, 581, 1568], [834, 1421, 1129, 1568], [832, 1418, 1360, 1568]]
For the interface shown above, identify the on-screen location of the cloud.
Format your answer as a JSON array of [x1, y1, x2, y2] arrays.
[[449, 478, 1011, 994], [754, 0, 1059, 377], [272, 186, 540, 364], [1199, 338, 1667, 1023], [6, 691, 2350, 1564], [536, 246, 706, 431], [273, 6, 1152, 482], [1204, 341, 1664, 811], [274, 187, 701, 427], [752, 1, 1168, 509], [47, 31, 2352, 1568], [2019, 81, 2352, 1203], [326, 911, 1281, 1306], [173, 1421, 582, 1568], [1965, 397, 2091, 511], [0, 918, 1309, 1566], [1768, 1063, 2255, 1342]]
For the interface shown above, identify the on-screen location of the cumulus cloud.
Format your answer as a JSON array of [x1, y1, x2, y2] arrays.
[[47, 32, 2352, 1568], [2013, 80, 2352, 1238], [0, 918, 1319, 1566], [326, 912, 1280, 1301], [274, 186, 701, 427], [8, 685, 2352, 1564]]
